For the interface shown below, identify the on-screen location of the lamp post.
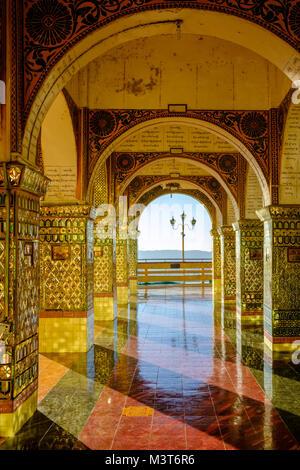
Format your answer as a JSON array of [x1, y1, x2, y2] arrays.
[[170, 212, 196, 262]]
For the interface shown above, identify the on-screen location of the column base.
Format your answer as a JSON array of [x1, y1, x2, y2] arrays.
[[0, 386, 37, 437], [39, 310, 94, 353], [129, 278, 138, 295], [94, 294, 116, 321], [117, 284, 129, 306]]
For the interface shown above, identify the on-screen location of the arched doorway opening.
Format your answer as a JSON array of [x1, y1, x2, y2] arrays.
[[136, 193, 212, 294]]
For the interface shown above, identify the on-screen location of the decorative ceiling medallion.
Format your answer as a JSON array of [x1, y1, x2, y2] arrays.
[[240, 112, 267, 139], [25, 0, 73, 46], [289, 4, 300, 40], [218, 154, 237, 173], [90, 110, 116, 137], [130, 176, 143, 191], [208, 178, 221, 192], [116, 154, 135, 171]]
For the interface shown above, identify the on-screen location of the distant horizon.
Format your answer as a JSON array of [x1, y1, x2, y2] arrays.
[[138, 249, 212, 260], [139, 249, 212, 253]]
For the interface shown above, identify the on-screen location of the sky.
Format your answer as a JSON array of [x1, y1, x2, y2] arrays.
[[137, 194, 212, 252]]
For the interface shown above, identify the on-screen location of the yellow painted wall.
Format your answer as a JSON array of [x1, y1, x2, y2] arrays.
[[115, 122, 236, 153], [245, 166, 264, 218], [227, 198, 236, 225], [136, 158, 210, 176], [66, 34, 290, 110], [280, 103, 300, 204], [41, 93, 78, 203]]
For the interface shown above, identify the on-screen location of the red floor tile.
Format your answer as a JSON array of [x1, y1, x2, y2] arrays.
[[7, 286, 299, 451]]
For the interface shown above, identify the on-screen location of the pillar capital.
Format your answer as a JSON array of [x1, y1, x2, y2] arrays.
[[218, 225, 235, 237], [40, 203, 97, 220], [0, 162, 50, 197], [257, 205, 300, 222], [210, 228, 220, 237], [233, 219, 263, 232]]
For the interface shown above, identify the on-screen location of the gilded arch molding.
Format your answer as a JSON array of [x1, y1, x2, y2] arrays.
[[126, 175, 226, 224], [112, 151, 244, 212], [113, 152, 241, 193], [135, 185, 218, 227], [87, 116, 269, 207], [88, 109, 269, 181]]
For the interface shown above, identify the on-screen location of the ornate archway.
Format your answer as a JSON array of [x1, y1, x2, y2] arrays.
[[87, 118, 263, 209], [115, 152, 241, 217], [21, 6, 300, 165]]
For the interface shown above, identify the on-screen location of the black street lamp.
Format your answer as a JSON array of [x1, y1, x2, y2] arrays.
[[170, 212, 197, 262]]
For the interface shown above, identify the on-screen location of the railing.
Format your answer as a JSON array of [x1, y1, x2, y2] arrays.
[[137, 260, 212, 289]]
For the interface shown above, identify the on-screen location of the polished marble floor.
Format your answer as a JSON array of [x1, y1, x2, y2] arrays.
[[1, 286, 300, 450]]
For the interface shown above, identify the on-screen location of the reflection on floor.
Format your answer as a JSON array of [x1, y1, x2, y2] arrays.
[[1, 286, 300, 450]]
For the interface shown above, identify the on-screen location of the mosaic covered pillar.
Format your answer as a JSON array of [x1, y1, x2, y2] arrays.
[[40, 205, 96, 354], [257, 206, 300, 364], [129, 238, 138, 295], [218, 226, 236, 302], [0, 164, 49, 436], [210, 229, 221, 301], [93, 219, 116, 321], [116, 230, 129, 306], [233, 220, 264, 328]]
